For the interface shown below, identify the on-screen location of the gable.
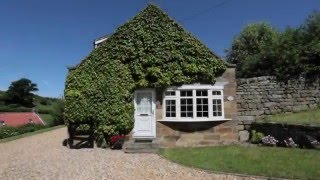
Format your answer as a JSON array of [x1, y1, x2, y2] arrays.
[[70, 4, 226, 86]]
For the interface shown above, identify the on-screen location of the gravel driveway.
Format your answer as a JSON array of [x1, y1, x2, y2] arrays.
[[0, 127, 263, 180]]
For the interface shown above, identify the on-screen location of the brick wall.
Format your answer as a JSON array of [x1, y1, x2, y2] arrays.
[[237, 76, 320, 121]]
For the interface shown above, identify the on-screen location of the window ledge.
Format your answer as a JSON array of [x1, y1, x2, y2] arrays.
[[158, 118, 232, 122]]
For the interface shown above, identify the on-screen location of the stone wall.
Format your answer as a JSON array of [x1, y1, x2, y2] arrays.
[[157, 66, 238, 147], [237, 76, 320, 121]]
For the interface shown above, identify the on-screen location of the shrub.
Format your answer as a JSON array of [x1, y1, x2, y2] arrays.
[[0, 124, 45, 139], [261, 135, 278, 146], [0, 127, 20, 139], [283, 137, 297, 148], [37, 109, 53, 114], [0, 106, 32, 112], [250, 130, 264, 144]]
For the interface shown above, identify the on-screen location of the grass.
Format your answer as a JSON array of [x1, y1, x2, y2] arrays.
[[160, 146, 320, 179], [39, 113, 55, 126], [264, 108, 320, 125], [0, 125, 65, 143]]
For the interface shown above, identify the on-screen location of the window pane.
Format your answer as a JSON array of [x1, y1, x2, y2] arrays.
[[181, 90, 192, 97], [165, 91, 176, 96], [196, 98, 208, 118], [181, 98, 193, 118], [136, 92, 152, 114], [187, 105, 193, 111], [165, 100, 176, 117], [212, 91, 221, 95], [196, 90, 208, 96], [212, 99, 222, 117]]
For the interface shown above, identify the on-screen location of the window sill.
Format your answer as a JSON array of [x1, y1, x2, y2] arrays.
[[158, 118, 232, 122]]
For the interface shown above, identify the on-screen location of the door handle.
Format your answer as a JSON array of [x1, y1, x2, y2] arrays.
[[140, 114, 149, 116]]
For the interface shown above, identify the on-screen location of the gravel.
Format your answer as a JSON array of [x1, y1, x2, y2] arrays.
[[0, 127, 264, 180]]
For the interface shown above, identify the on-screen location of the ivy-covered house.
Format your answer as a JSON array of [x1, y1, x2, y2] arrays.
[[65, 5, 238, 152]]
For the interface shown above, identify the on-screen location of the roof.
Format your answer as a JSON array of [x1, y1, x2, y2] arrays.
[[67, 4, 225, 71], [0, 112, 45, 127]]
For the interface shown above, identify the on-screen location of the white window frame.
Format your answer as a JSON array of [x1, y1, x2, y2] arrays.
[[161, 84, 227, 122]]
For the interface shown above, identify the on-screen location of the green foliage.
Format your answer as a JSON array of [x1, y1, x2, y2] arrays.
[[64, 5, 226, 136], [0, 105, 32, 112], [226, 23, 279, 78], [227, 11, 320, 80], [0, 124, 44, 139], [50, 97, 65, 126], [299, 11, 320, 78], [271, 28, 304, 80], [250, 130, 265, 144], [5, 78, 38, 107]]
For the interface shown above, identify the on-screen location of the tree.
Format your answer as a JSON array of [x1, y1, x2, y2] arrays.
[[5, 78, 38, 107], [226, 23, 279, 78], [272, 27, 304, 80], [299, 11, 320, 78]]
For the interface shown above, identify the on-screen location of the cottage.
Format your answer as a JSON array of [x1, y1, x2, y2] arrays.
[[66, 5, 238, 152]]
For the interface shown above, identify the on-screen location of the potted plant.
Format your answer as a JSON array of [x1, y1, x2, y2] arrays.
[[110, 135, 125, 150]]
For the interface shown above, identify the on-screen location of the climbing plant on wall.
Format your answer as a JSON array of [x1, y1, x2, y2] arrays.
[[64, 4, 227, 136]]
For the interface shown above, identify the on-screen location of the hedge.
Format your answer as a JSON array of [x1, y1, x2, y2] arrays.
[[64, 4, 227, 136], [0, 106, 32, 112], [0, 124, 45, 139]]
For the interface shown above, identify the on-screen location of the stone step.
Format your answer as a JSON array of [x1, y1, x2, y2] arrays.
[[124, 139, 159, 153], [127, 142, 159, 149]]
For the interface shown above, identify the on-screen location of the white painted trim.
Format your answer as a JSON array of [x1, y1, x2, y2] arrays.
[[34, 112, 45, 125], [133, 89, 156, 139], [158, 119, 232, 122], [162, 85, 225, 122]]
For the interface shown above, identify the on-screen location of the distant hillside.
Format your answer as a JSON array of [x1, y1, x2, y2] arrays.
[[0, 91, 62, 126]]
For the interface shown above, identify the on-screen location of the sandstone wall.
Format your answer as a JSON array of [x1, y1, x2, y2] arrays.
[[237, 76, 320, 121]]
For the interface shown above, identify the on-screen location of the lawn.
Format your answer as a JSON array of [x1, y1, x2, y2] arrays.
[[160, 146, 320, 179], [264, 108, 320, 125], [39, 113, 55, 126]]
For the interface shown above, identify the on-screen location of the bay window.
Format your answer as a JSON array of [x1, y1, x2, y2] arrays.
[[163, 85, 225, 121]]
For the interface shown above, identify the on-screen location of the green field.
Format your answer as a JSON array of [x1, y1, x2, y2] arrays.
[[264, 108, 320, 125], [160, 146, 320, 179]]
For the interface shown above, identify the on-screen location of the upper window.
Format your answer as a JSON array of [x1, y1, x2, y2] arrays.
[[163, 86, 224, 121]]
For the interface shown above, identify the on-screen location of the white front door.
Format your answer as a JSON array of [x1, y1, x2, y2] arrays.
[[133, 90, 156, 138]]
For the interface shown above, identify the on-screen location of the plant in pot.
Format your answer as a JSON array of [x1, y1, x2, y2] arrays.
[[110, 135, 126, 150]]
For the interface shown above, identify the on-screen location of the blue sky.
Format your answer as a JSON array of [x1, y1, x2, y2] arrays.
[[0, 0, 319, 97]]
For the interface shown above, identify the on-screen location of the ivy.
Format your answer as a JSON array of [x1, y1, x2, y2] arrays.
[[64, 4, 226, 136]]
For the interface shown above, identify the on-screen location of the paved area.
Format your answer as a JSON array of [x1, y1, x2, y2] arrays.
[[0, 127, 263, 180]]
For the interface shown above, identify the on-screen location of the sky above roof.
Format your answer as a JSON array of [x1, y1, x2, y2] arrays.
[[0, 0, 319, 97]]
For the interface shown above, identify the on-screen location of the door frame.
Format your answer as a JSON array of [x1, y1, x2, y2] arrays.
[[133, 89, 156, 139]]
